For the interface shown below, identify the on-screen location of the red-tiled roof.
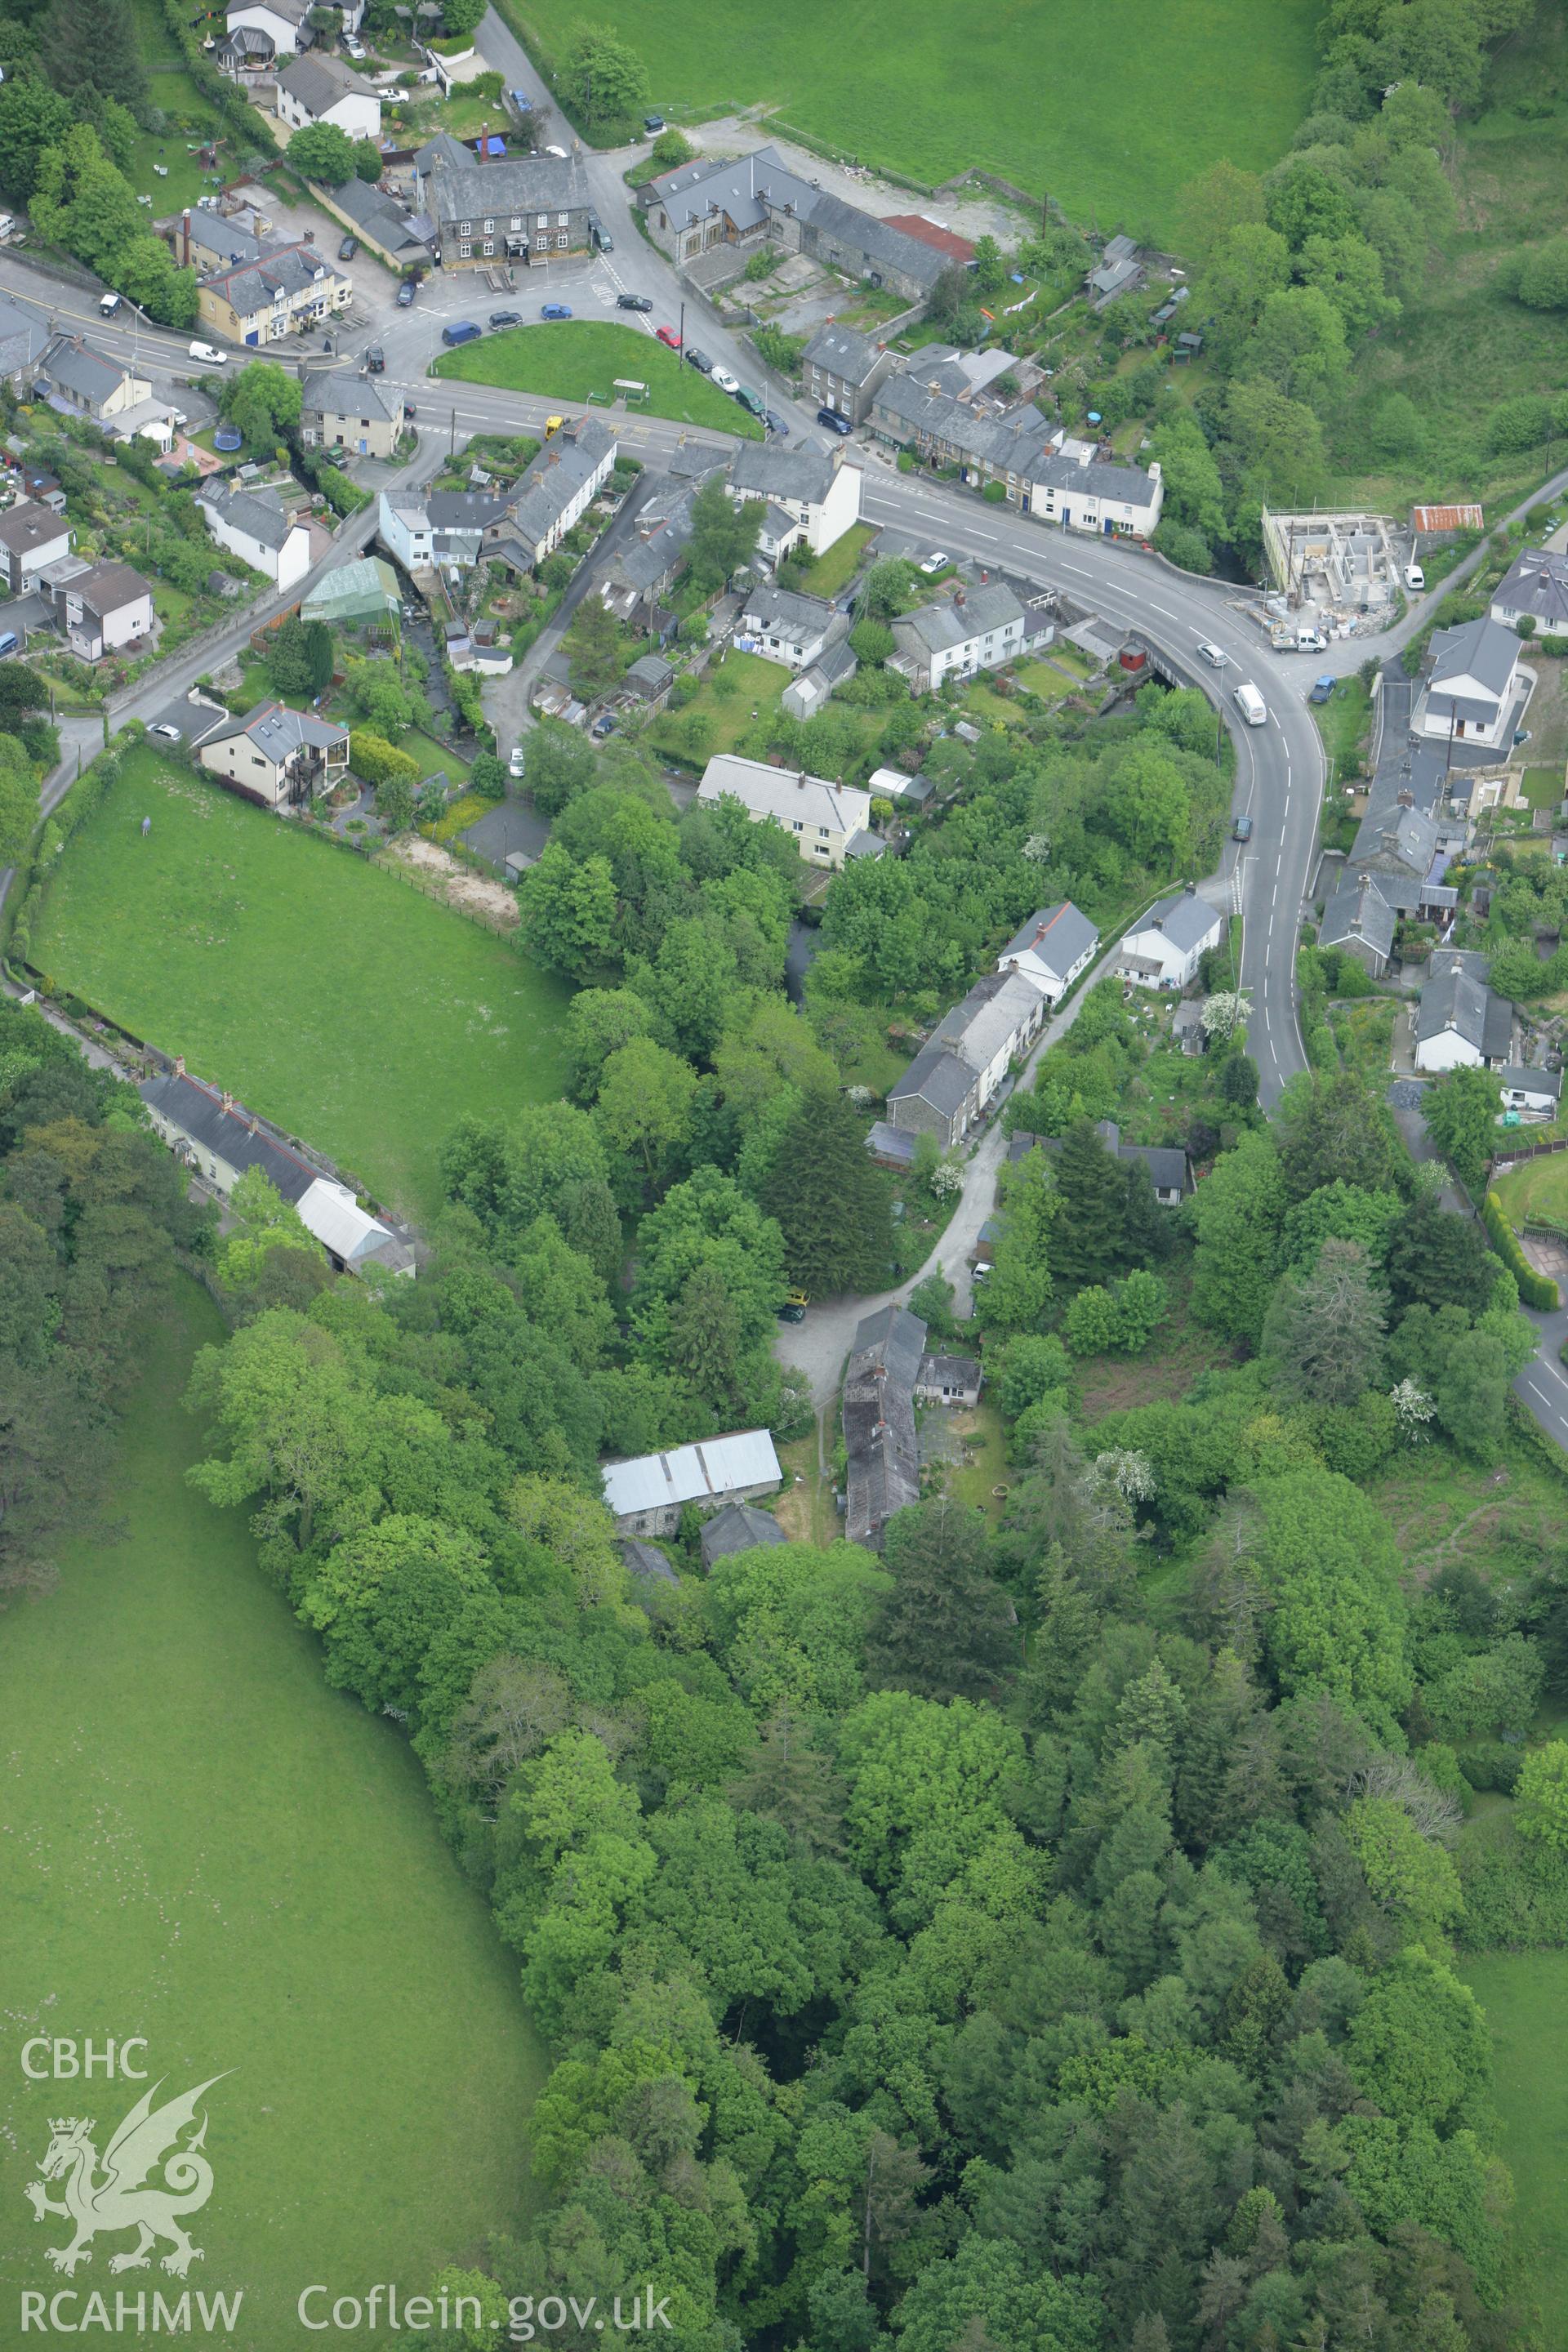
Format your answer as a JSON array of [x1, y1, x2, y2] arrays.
[[883, 214, 975, 265]]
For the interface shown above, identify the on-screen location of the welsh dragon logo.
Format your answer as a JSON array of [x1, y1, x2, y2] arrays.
[[24, 2075, 231, 2278]]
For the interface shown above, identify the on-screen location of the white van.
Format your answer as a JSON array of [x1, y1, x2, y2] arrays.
[[99, 292, 122, 317], [1234, 681, 1267, 726], [189, 340, 227, 366]]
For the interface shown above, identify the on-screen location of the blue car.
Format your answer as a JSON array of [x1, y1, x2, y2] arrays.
[[541, 302, 572, 320], [816, 406, 853, 436]]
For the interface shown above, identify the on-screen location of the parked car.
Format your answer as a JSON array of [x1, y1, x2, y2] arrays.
[[337, 233, 358, 261], [149, 722, 182, 742], [1405, 561, 1425, 591], [777, 1300, 805, 1324], [711, 365, 740, 394], [590, 713, 618, 738], [1514, 726, 1532, 746], [1308, 675, 1335, 705], [441, 322, 481, 345], [171, 409, 188, 427], [188, 340, 225, 365], [655, 324, 681, 349], [733, 384, 765, 416], [543, 144, 568, 158], [684, 346, 713, 372], [816, 405, 853, 436], [1232, 813, 1254, 843], [363, 345, 385, 372], [588, 211, 612, 252], [919, 550, 949, 575], [396, 278, 417, 308], [509, 745, 526, 778], [541, 302, 572, 320], [402, 402, 416, 419], [617, 292, 653, 311], [644, 113, 665, 131], [764, 408, 787, 435], [488, 310, 521, 327], [1196, 639, 1227, 667], [341, 31, 366, 56]]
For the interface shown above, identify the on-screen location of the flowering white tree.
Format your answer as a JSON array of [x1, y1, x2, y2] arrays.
[[1200, 991, 1252, 1045], [930, 1160, 964, 1200], [845, 1084, 874, 1111], [1095, 1448, 1156, 1503], [1022, 833, 1052, 864], [1389, 1377, 1436, 1443]]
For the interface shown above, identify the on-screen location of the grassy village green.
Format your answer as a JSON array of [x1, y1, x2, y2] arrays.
[[0, 1288, 546, 2350], [432, 322, 766, 438], [29, 747, 570, 1222], [501, 0, 1318, 243]]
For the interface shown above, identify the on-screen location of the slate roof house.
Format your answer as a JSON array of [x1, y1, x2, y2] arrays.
[[1089, 234, 1141, 301], [483, 416, 616, 570], [1414, 955, 1513, 1072], [601, 1430, 782, 1539], [699, 1502, 787, 1569], [34, 334, 147, 423], [299, 366, 404, 460], [0, 497, 72, 592], [803, 319, 896, 424], [1499, 1064, 1561, 1116], [1318, 871, 1396, 978], [417, 150, 592, 269], [697, 753, 873, 869], [1115, 888, 1223, 991], [892, 583, 1034, 693], [139, 1065, 408, 1276], [998, 902, 1100, 1004], [222, 0, 324, 63], [868, 368, 1165, 534], [50, 559, 154, 662], [276, 48, 381, 139], [738, 581, 839, 670], [378, 485, 510, 572], [1418, 616, 1522, 749], [594, 458, 723, 629], [1491, 548, 1568, 634], [1010, 1124, 1192, 1208], [321, 175, 434, 268], [729, 438, 861, 559], [842, 1305, 925, 1550], [197, 239, 350, 345], [198, 482, 310, 589], [638, 145, 948, 301], [0, 297, 47, 385], [194, 698, 349, 808], [886, 969, 1045, 1147]]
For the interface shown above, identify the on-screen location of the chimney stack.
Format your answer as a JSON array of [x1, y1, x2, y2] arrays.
[[182, 208, 191, 269], [174, 1055, 185, 1077], [220, 1091, 234, 1112]]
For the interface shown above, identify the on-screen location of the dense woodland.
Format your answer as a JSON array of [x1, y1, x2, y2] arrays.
[[159, 1050, 1568, 2352]]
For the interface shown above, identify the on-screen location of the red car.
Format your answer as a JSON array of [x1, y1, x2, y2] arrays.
[[655, 324, 681, 349]]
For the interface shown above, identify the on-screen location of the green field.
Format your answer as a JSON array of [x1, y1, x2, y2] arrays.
[[1462, 1953, 1568, 2350], [30, 746, 570, 1220], [0, 1286, 545, 2350], [433, 321, 765, 437], [499, 0, 1318, 243]]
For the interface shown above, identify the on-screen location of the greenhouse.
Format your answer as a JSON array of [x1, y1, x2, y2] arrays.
[[301, 557, 401, 627]]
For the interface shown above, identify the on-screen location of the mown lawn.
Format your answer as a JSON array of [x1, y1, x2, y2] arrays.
[[499, 0, 1317, 244], [1461, 1953, 1568, 2351], [1494, 1151, 1568, 1235], [791, 523, 875, 601], [30, 746, 569, 1220], [0, 1286, 546, 2348], [433, 321, 764, 437]]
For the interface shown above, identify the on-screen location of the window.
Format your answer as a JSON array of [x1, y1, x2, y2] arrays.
[[536, 212, 549, 227], [817, 825, 829, 836], [458, 243, 470, 257], [556, 233, 568, 248], [510, 216, 522, 231], [459, 221, 471, 235], [792, 819, 802, 831], [557, 212, 568, 227], [483, 218, 494, 233], [483, 240, 494, 255], [535, 235, 550, 252]]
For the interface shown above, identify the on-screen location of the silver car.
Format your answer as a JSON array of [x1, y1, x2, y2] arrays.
[[1196, 640, 1228, 668]]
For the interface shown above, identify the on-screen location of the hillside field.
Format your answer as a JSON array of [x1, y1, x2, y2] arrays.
[[0, 1289, 546, 2350], [500, 0, 1321, 244], [29, 746, 570, 1222]]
